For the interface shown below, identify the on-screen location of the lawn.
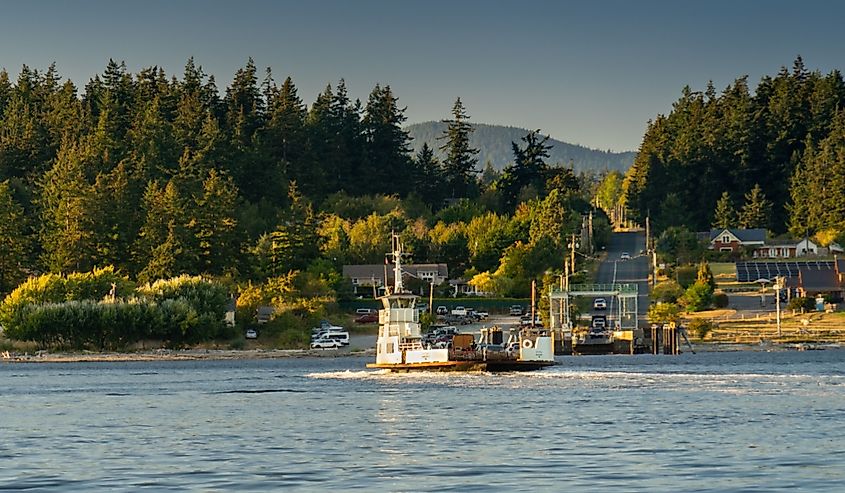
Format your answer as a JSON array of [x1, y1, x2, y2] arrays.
[[709, 262, 736, 281]]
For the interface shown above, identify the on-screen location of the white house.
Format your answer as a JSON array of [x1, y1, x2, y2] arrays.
[[751, 238, 818, 259]]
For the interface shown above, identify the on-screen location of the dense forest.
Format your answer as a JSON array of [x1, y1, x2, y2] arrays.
[[622, 57, 845, 242], [407, 122, 635, 173], [0, 58, 606, 303]]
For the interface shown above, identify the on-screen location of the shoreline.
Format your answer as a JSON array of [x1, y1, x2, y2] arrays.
[[1, 347, 376, 364], [2, 341, 840, 363]]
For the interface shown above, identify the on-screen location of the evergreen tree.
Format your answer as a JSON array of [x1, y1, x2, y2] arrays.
[[738, 184, 772, 229], [439, 98, 479, 198], [136, 180, 195, 281], [362, 84, 412, 195], [193, 169, 239, 275], [711, 191, 737, 229], [410, 142, 444, 205], [39, 141, 96, 273], [497, 129, 553, 210], [268, 182, 319, 274], [328, 79, 364, 195], [0, 180, 29, 293]]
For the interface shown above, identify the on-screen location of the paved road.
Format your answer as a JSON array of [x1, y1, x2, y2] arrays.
[[594, 231, 650, 324]]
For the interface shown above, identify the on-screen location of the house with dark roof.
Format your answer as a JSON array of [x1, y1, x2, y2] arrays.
[[709, 228, 766, 253], [751, 238, 818, 259], [342, 263, 449, 296], [797, 267, 843, 300]]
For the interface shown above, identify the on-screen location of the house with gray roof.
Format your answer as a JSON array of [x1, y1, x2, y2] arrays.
[[797, 268, 843, 300], [342, 263, 449, 296], [709, 228, 767, 253], [751, 238, 818, 259]]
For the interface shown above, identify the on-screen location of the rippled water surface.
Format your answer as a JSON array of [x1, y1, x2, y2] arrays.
[[3, 351, 845, 492]]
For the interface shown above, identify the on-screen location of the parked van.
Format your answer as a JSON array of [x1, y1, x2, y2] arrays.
[[314, 331, 350, 346]]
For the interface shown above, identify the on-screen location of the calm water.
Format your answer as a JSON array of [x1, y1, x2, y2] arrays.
[[2, 351, 844, 492]]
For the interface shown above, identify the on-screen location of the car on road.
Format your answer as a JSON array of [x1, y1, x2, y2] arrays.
[[245, 329, 258, 339], [620, 252, 631, 260], [593, 298, 607, 310], [436, 305, 448, 316], [591, 314, 607, 329], [509, 305, 524, 316], [310, 339, 341, 349]]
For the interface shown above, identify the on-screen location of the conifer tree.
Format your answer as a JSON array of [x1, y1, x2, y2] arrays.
[[738, 184, 772, 229], [498, 130, 553, 210], [711, 191, 737, 229], [268, 182, 318, 274], [193, 169, 239, 275], [0, 180, 29, 293], [39, 141, 96, 273], [439, 98, 479, 199], [362, 84, 412, 194]]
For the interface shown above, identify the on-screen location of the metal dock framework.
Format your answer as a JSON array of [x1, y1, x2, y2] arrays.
[[548, 283, 639, 332]]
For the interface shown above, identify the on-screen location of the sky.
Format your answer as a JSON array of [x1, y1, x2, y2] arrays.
[[1, 0, 844, 152]]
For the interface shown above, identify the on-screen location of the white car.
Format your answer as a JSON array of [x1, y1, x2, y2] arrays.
[[245, 329, 258, 339], [310, 340, 341, 349], [593, 298, 607, 310], [620, 252, 631, 260]]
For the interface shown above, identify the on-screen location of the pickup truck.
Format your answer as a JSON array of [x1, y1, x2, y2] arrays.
[[451, 306, 467, 317]]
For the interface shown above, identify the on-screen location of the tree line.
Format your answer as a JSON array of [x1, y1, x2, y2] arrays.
[[0, 58, 601, 298], [622, 57, 845, 243]]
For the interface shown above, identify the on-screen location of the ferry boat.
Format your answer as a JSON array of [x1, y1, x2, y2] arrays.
[[366, 235, 556, 372]]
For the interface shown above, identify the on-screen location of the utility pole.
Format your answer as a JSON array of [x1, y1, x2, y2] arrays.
[[775, 276, 782, 337], [564, 260, 570, 291], [429, 282, 434, 315], [588, 210, 594, 254], [570, 233, 577, 274]]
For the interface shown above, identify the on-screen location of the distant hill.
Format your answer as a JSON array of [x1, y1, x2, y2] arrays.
[[405, 122, 636, 173]]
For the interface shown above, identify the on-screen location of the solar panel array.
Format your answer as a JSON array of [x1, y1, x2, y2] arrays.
[[735, 261, 835, 282]]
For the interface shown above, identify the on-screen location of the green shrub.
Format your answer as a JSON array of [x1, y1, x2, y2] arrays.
[[680, 280, 714, 312], [648, 302, 681, 323], [675, 266, 698, 288], [0, 266, 133, 329], [787, 297, 814, 311], [652, 280, 685, 303], [687, 318, 714, 339]]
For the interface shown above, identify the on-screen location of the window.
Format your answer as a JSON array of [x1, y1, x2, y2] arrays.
[[720, 247, 732, 252], [722, 235, 730, 243], [351, 278, 359, 285]]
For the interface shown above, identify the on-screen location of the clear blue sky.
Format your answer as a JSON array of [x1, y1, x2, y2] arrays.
[[1, 0, 843, 152]]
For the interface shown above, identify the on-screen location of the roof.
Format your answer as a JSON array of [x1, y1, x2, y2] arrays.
[[760, 238, 817, 248], [710, 228, 766, 243], [798, 268, 841, 292], [342, 263, 449, 281]]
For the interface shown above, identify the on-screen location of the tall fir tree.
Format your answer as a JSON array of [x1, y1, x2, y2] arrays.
[[268, 182, 319, 275], [711, 191, 737, 229], [362, 84, 412, 195], [439, 98, 479, 199], [738, 184, 772, 229], [0, 180, 30, 293]]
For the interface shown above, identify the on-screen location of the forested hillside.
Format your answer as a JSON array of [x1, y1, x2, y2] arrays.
[[407, 121, 636, 172], [0, 59, 607, 302], [623, 57, 845, 242]]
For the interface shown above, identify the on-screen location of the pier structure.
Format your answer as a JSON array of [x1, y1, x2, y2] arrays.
[[548, 283, 639, 332]]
